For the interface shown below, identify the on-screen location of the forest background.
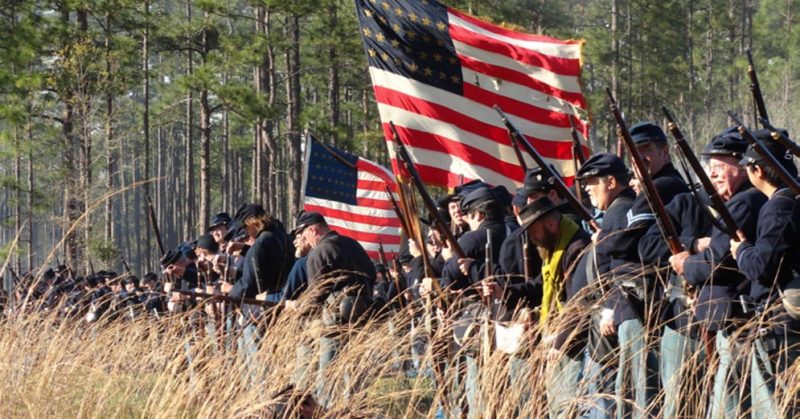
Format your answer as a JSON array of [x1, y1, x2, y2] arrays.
[[0, 0, 794, 276]]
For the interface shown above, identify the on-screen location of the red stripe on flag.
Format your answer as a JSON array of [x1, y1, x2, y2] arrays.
[[366, 250, 398, 260], [374, 87, 575, 158], [447, 8, 583, 46], [328, 225, 402, 246], [357, 179, 391, 192], [304, 204, 401, 227], [356, 159, 396, 185], [458, 54, 585, 108], [386, 126, 526, 181], [355, 196, 394, 209], [449, 25, 581, 77], [460, 83, 584, 131], [388, 157, 575, 189]]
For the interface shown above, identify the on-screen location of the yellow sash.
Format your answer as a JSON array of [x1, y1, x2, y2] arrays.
[[539, 217, 579, 325]]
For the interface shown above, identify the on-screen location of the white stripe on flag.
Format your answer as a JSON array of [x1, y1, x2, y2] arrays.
[[447, 12, 582, 59]]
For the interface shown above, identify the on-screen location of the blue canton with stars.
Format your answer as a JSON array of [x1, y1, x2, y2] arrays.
[[355, 0, 463, 95], [305, 139, 359, 205]]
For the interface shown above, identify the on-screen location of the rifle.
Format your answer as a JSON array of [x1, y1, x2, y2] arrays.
[[507, 131, 529, 172], [88, 259, 96, 277], [606, 89, 683, 255], [120, 257, 132, 276], [146, 194, 165, 256], [728, 112, 800, 195], [569, 115, 585, 203], [757, 118, 800, 158], [522, 232, 531, 281], [493, 106, 599, 230], [172, 288, 278, 308], [663, 107, 740, 238], [385, 185, 412, 238], [388, 127, 453, 414], [391, 122, 466, 259], [569, 114, 587, 165], [745, 50, 800, 158], [378, 240, 405, 309], [482, 229, 495, 362], [7, 267, 19, 308], [747, 49, 769, 126]]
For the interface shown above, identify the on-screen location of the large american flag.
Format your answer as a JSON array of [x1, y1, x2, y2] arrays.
[[355, 0, 589, 189], [301, 136, 401, 260]]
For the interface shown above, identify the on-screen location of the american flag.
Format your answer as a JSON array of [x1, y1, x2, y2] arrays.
[[301, 136, 401, 260], [355, 0, 589, 189]]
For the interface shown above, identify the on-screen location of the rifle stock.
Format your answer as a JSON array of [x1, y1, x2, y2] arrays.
[[172, 288, 278, 308], [663, 107, 739, 238], [377, 240, 404, 309], [568, 114, 587, 165], [146, 195, 165, 256], [385, 185, 411, 238], [391, 122, 466, 259], [493, 106, 598, 230], [606, 89, 683, 255], [508, 131, 529, 172]]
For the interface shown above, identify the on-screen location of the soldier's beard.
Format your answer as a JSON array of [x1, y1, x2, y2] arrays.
[[535, 235, 557, 260]]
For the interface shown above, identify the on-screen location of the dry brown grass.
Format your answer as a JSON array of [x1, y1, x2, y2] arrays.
[[0, 270, 798, 418]]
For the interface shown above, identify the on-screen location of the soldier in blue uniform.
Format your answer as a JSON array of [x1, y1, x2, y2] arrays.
[[640, 128, 745, 417], [603, 122, 689, 417], [669, 129, 769, 417], [294, 210, 376, 407], [420, 186, 506, 418], [730, 138, 800, 417], [512, 197, 591, 418], [573, 152, 635, 418]]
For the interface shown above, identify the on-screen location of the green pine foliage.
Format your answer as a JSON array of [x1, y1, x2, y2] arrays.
[[0, 0, 796, 273]]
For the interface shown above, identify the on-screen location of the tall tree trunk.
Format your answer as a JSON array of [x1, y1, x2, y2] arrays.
[[14, 126, 21, 273], [77, 6, 91, 273], [328, 0, 340, 145], [27, 113, 34, 271], [199, 12, 211, 233], [59, 6, 81, 270], [142, 0, 152, 266], [687, 0, 696, 142], [184, 1, 195, 240], [285, 12, 303, 214], [704, 5, 714, 130], [105, 9, 115, 244], [609, 0, 619, 152]]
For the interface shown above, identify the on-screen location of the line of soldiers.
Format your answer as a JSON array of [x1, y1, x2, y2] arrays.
[[4, 265, 164, 322], [402, 121, 799, 418], [3, 123, 799, 418]]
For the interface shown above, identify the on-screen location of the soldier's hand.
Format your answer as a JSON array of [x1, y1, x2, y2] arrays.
[[481, 280, 501, 299], [600, 308, 616, 336], [420, 277, 434, 299], [441, 245, 453, 261], [458, 258, 474, 276], [693, 237, 711, 253], [220, 281, 233, 294], [546, 347, 560, 363], [629, 177, 641, 195], [285, 299, 298, 312], [669, 251, 690, 276], [729, 230, 746, 260]]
